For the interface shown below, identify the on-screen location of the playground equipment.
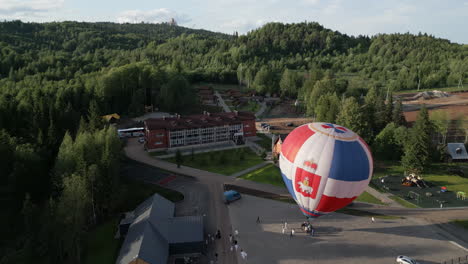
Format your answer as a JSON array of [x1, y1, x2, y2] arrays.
[[407, 191, 421, 204], [401, 173, 428, 188], [457, 191, 466, 200]]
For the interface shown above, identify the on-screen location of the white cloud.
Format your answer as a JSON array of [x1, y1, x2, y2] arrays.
[[117, 8, 191, 25], [302, 0, 320, 5], [0, 0, 64, 13], [322, 0, 342, 15], [219, 19, 266, 34]]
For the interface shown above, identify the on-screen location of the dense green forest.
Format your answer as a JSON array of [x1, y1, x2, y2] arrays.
[[0, 20, 467, 263]]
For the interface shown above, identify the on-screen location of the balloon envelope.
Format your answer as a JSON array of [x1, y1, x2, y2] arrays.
[[279, 123, 373, 218]]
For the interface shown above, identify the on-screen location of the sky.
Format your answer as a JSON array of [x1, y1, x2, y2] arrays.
[[1, 0, 468, 44]]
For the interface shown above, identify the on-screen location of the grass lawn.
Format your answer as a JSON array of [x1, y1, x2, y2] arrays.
[[389, 195, 419, 208], [119, 177, 184, 212], [85, 175, 184, 264], [355, 191, 386, 205], [241, 165, 387, 206], [85, 218, 121, 264], [452, 220, 468, 230], [256, 133, 273, 150], [241, 164, 283, 186], [236, 101, 259, 112], [165, 148, 264, 175]]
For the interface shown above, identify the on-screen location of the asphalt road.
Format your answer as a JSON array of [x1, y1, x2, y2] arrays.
[[122, 157, 238, 264], [124, 138, 468, 263]]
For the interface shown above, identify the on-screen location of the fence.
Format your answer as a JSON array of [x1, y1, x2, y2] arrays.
[[441, 255, 468, 264]]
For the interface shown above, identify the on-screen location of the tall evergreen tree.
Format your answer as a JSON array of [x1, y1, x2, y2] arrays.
[[336, 97, 369, 140], [401, 105, 432, 172], [392, 98, 407, 126], [384, 92, 394, 124]]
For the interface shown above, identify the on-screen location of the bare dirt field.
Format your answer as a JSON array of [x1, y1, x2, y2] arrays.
[[256, 117, 314, 134], [265, 100, 301, 118], [401, 92, 468, 122]]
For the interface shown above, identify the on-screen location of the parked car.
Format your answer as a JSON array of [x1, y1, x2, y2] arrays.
[[224, 190, 241, 204], [396, 255, 419, 264], [138, 137, 145, 143]]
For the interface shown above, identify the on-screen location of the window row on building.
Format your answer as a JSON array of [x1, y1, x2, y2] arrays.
[[168, 124, 242, 147]]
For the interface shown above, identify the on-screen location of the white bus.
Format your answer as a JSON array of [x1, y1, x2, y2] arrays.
[[117, 127, 144, 138]]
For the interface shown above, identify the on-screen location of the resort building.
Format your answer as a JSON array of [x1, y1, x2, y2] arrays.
[[144, 111, 256, 150]]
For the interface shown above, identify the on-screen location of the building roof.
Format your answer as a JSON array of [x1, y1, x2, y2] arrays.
[[273, 134, 288, 145], [102, 113, 120, 122], [116, 194, 203, 264], [165, 216, 204, 244], [447, 143, 468, 160], [144, 111, 255, 131]]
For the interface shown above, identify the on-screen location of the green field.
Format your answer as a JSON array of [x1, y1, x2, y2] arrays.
[[165, 148, 264, 175], [85, 176, 184, 264], [389, 195, 419, 208], [241, 163, 283, 186], [355, 191, 386, 205], [236, 101, 259, 112], [85, 219, 121, 264], [256, 133, 273, 150], [241, 164, 386, 205], [452, 220, 468, 230]]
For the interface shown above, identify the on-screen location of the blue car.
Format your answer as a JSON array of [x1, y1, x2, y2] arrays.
[[224, 190, 241, 204]]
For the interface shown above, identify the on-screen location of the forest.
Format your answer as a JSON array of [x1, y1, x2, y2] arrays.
[[0, 20, 467, 263]]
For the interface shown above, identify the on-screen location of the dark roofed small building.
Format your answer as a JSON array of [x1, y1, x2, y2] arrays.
[[116, 194, 204, 264]]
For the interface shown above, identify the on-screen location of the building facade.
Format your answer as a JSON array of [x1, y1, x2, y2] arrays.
[[144, 111, 256, 150]]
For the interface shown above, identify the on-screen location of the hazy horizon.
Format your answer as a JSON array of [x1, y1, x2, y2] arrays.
[[1, 0, 468, 44]]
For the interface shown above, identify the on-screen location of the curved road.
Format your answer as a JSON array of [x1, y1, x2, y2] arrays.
[[125, 138, 468, 256]]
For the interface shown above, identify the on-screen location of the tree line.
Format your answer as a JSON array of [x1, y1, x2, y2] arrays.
[[0, 20, 467, 263]]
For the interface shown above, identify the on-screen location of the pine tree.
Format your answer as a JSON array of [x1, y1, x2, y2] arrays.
[[87, 100, 102, 132], [393, 98, 407, 126], [336, 97, 369, 140], [384, 92, 394, 124], [56, 174, 89, 264], [401, 105, 432, 172]]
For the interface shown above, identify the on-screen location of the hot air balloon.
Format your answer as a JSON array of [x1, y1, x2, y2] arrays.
[[279, 122, 373, 218]]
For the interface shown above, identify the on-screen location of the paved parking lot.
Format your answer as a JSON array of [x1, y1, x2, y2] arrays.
[[228, 195, 468, 264]]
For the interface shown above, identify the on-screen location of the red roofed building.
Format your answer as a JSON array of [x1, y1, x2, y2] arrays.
[[144, 111, 256, 150]]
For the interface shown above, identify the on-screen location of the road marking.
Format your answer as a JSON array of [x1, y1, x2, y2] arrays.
[[450, 241, 468, 252]]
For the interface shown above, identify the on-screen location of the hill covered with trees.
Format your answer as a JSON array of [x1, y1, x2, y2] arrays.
[[0, 20, 467, 263]]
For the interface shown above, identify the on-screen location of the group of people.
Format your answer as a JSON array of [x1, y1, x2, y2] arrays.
[[301, 221, 315, 236], [207, 229, 248, 263], [229, 230, 248, 261], [281, 221, 316, 237]]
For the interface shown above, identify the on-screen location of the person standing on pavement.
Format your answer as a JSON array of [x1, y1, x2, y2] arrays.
[[240, 249, 248, 260], [282, 226, 285, 234], [256, 216, 260, 223], [290, 229, 294, 238]]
